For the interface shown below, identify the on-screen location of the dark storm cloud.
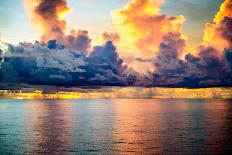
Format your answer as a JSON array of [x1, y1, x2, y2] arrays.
[[87, 41, 127, 85], [225, 48, 232, 70], [65, 30, 92, 52], [218, 17, 232, 48], [149, 28, 232, 87], [0, 40, 135, 86], [0, 48, 3, 62], [1, 35, 232, 87], [162, 32, 186, 52]]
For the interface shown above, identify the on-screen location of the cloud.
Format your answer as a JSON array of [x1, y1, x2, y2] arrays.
[[0, 40, 90, 84], [225, 48, 232, 70], [146, 30, 188, 86], [0, 40, 135, 86], [24, 0, 92, 53], [0, 48, 3, 62], [151, 44, 232, 87], [1, 0, 232, 87], [110, 0, 186, 73], [112, 0, 185, 57], [88, 41, 127, 85], [203, 0, 232, 53], [148, 0, 232, 87], [214, 0, 232, 23], [152, 40, 187, 86], [64, 30, 92, 52], [7, 42, 86, 73], [101, 32, 120, 43], [162, 32, 186, 52], [24, 0, 69, 41], [155, 43, 185, 74], [203, 17, 232, 53]]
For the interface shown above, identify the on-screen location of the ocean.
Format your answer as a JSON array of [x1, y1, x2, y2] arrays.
[[0, 99, 232, 154]]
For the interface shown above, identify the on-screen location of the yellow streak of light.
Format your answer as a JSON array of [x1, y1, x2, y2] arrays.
[[0, 87, 231, 99], [214, 0, 232, 24]]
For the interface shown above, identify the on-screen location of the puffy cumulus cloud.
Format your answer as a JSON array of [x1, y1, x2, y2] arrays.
[[1, 40, 232, 87], [146, 0, 232, 87], [24, 0, 91, 53], [188, 46, 228, 80], [87, 41, 127, 85], [203, 17, 232, 53], [195, 0, 232, 81], [147, 31, 187, 86], [214, 0, 232, 23], [148, 14, 232, 87], [0, 40, 138, 86], [64, 30, 92, 52], [150, 46, 232, 87], [112, 0, 185, 57], [203, 0, 232, 53], [0, 41, 87, 84], [111, 0, 186, 73], [184, 48, 232, 87], [154, 44, 185, 74], [101, 32, 120, 43], [162, 32, 186, 53], [6, 42, 86, 73], [24, 0, 69, 41], [152, 42, 187, 87], [197, 46, 227, 73]]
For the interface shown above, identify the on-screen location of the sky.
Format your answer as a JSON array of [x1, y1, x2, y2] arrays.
[[0, 0, 222, 46], [1, 0, 232, 88]]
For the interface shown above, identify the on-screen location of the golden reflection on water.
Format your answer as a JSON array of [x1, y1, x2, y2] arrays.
[[110, 99, 232, 153], [111, 100, 162, 152], [26, 100, 74, 153], [201, 99, 232, 152], [111, 100, 191, 153], [0, 87, 232, 99], [1, 99, 231, 153]]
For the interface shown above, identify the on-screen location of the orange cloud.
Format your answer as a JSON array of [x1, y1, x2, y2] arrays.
[[203, 23, 229, 53], [202, 0, 232, 55], [24, 0, 91, 53], [214, 0, 232, 23], [24, 0, 70, 43], [112, 0, 186, 72], [101, 32, 120, 43], [112, 0, 185, 56]]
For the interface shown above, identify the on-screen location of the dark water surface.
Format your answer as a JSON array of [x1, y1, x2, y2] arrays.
[[0, 99, 232, 154]]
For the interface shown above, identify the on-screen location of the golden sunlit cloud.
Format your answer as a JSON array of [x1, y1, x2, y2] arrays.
[[203, 23, 229, 53], [24, 0, 70, 43], [112, 0, 185, 55], [202, 0, 232, 54], [24, 0, 92, 53], [101, 32, 120, 43], [111, 0, 186, 72], [214, 0, 232, 24]]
